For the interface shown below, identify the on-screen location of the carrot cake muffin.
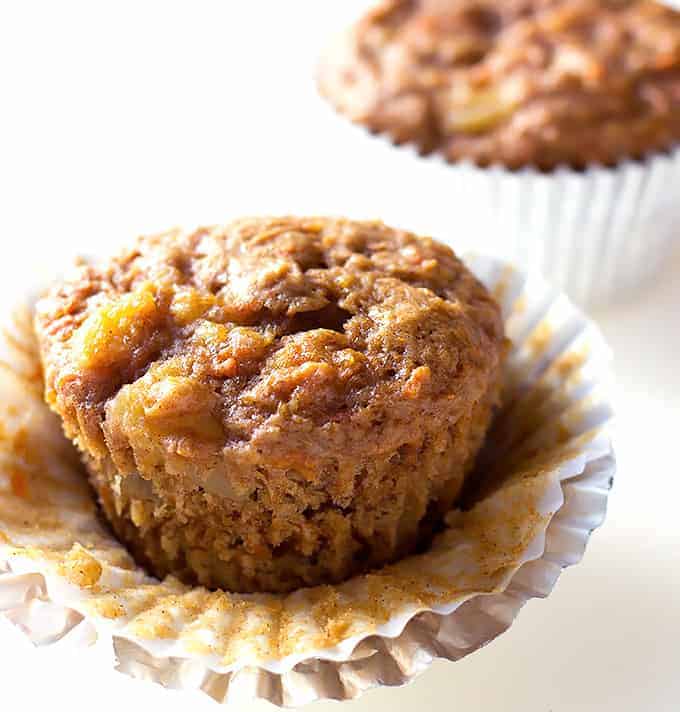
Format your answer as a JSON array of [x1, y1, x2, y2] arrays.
[[34, 218, 505, 593], [318, 0, 680, 169]]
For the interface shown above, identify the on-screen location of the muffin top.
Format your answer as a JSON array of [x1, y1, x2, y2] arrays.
[[36, 218, 503, 471], [318, 0, 680, 169]]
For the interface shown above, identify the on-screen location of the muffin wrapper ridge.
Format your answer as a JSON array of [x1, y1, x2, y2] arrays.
[[0, 255, 614, 706]]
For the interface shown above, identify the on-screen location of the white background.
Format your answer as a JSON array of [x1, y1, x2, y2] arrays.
[[1, 2, 679, 710]]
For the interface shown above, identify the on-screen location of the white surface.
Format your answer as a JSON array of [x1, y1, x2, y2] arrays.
[[0, 2, 679, 710]]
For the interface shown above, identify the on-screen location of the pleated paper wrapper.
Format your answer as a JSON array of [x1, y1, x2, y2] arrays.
[[0, 255, 614, 706], [425, 150, 680, 307], [313, 95, 680, 308]]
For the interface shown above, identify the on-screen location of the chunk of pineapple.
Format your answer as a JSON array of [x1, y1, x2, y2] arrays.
[[444, 86, 519, 134], [170, 287, 217, 325], [72, 281, 160, 369]]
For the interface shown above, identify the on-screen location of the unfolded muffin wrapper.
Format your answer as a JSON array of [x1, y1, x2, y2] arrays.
[[0, 255, 614, 706]]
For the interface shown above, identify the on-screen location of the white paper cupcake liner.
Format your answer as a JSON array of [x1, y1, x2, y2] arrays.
[[314, 99, 679, 308], [0, 254, 614, 706], [432, 150, 680, 307]]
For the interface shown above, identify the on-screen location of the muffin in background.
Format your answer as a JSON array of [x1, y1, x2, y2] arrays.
[[318, 0, 680, 305], [34, 217, 505, 593]]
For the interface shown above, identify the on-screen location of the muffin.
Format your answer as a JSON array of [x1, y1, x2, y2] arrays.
[[319, 0, 680, 169], [34, 217, 505, 593], [318, 0, 680, 304]]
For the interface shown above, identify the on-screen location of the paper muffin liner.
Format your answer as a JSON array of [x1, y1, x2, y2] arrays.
[[0, 255, 614, 706], [314, 97, 679, 307], [427, 149, 680, 307]]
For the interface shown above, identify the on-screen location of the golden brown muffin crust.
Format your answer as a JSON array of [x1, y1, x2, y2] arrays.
[[36, 218, 504, 592], [318, 0, 680, 169]]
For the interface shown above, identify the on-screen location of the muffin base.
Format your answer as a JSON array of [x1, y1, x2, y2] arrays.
[[436, 149, 680, 307], [85, 378, 501, 594]]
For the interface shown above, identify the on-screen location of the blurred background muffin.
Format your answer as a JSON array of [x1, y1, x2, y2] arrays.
[[318, 0, 680, 306], [34, 217, 505, 593]]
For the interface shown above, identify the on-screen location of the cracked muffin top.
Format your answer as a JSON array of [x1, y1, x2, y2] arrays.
[[35, 217, 504, 474], [318, 0, 680, 169]]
